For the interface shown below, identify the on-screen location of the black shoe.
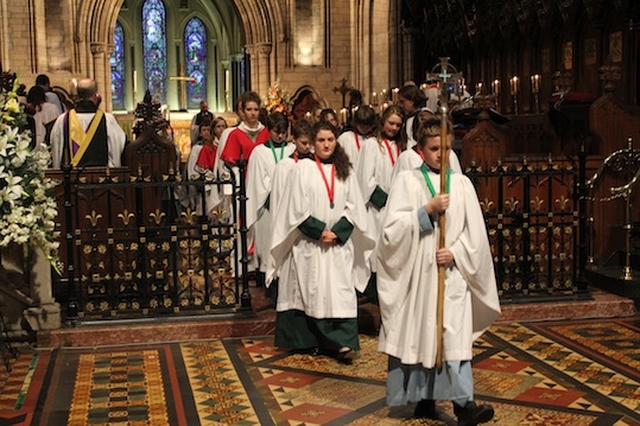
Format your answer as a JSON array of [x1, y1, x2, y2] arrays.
[[414, 399, 438, 419], [336, 348, 357, 365], [454, 401, 494, 426]]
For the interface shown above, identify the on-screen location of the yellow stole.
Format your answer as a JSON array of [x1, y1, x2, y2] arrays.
[[67, 109, 104, 167]]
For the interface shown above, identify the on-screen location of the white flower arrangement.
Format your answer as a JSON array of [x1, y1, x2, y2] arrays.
[[0, 72, 60, 272]]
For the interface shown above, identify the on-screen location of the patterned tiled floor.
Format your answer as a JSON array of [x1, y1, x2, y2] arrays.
[[1, 316, 639, 425]]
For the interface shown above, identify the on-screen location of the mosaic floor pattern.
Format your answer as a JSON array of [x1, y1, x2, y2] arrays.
[[0, 316, 639, 425]]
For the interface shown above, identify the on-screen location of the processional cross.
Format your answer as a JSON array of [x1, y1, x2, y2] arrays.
[[169, 63, 196, 111]]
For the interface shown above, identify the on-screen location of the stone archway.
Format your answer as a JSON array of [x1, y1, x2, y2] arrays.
[[77, 0, 283, 111]]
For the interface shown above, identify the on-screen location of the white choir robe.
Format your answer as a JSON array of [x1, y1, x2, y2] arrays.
[[355, 138, 400, 273], [390, 148, 463, 186], [266, 155, 304, 314], [246, 142, 295, 272], [377, 169, 501, 367], [269, 160, 376, 319], [337, 130, 374, 165]]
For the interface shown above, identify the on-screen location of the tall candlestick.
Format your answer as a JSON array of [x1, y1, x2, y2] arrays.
[[531, 74, 541, 94], [132, 71, 137, 95], [491, 79, 500, 96], [510, 76, 519, 96]]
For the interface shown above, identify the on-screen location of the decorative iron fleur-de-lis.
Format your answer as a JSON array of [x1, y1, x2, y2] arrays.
[[150, 208, 166, 225], [555, 194, 570, 212], [480, 197, 495, 213], [210, 206, 228, 221], [85, 210, 102, 227], [118, 209, 136, 226], [504, 197, 520, 213], [530, 195, 544, 212], [181, 208, 197, 224]]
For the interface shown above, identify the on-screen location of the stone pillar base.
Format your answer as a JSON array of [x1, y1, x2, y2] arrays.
[[23, 303, 62, 331]]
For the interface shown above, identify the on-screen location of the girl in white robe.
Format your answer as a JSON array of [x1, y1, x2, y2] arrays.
[[355, 105, 406, 301], [337, 105, 377, 165], [270, 122, 376, 363], [246, 113, 295, 286], [377, 117, 501, 424]]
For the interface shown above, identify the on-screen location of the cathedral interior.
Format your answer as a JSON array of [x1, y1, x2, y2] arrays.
[[0, 0, 640, 424]]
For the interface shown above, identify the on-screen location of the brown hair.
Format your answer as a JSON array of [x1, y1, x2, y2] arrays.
[[238, 91, 261, 110], [312, 121, 352, 180], [416, 116, 454, 147], [376, 105, 407, 152]]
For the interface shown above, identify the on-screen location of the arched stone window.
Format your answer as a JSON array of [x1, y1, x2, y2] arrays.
[[110, 21, 126, 110], [142, 0, 168, 103], [184, 17, 207, 109]]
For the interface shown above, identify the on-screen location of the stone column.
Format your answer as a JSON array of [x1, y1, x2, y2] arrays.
[[221, 60, 231, 112], [23, 248, 61, 331], [90, 42, 109, 109], [257, 43, 272, 96]]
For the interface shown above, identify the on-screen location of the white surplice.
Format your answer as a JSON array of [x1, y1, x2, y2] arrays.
[[355, 137, 400, 272], [377, 168, 501, 367], [337, 130, 374, 165], [246, 142, 295, 272], [269, 160, 375, 318]]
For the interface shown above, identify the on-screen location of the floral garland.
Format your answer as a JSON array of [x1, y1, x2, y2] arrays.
[[264, 79, 291, 116], [0, 72, 61, 272]]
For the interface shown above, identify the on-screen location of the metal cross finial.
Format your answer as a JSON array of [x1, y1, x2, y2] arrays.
[[438, 57, 452, 83]]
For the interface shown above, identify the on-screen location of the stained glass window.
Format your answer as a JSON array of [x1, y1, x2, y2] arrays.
[[184, 18, 207, 109], [110, 21, 125, 110], [142, 0, 167, 103]]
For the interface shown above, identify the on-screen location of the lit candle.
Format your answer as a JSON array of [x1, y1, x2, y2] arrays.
[[380, 102, 389, 114], [305, 111, 312, 120], [71, 78, 78, 96], [510, 76, 519, 95], [381, 89, 387, 101], [492, 79, 500, 96], [392, 87, 399, 102], [372, 91, 378, 105], [531, 74, 540, 94], [132, 71, 137, 95], [340, 107, 348, 125], [225, 69, 230, 94], [476, 82, 483, 95]]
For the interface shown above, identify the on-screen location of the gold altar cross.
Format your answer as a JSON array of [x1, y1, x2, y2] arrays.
[[169, 64, 196, 111]]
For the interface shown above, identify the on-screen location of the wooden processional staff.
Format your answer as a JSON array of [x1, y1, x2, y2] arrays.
[[435, 104, 449, 370]]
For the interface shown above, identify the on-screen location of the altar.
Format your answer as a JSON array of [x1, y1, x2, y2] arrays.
[[114, 111, 238, 163]]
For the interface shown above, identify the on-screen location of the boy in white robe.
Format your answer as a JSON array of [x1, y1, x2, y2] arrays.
[[377, 117, 501, 425], [246, 112, 295, 287], [391, 109, 462, 186], [270, 122, 376, 364], [266, 120, 314, 345]]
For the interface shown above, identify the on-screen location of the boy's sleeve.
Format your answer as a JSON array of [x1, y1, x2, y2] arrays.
[[298, 215, 326, 240], [418, 206, 434, 233], [330, 217, 354, 245]]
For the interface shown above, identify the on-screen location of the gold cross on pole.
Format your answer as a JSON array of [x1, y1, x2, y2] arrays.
[[169, 63, 195, 111]]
